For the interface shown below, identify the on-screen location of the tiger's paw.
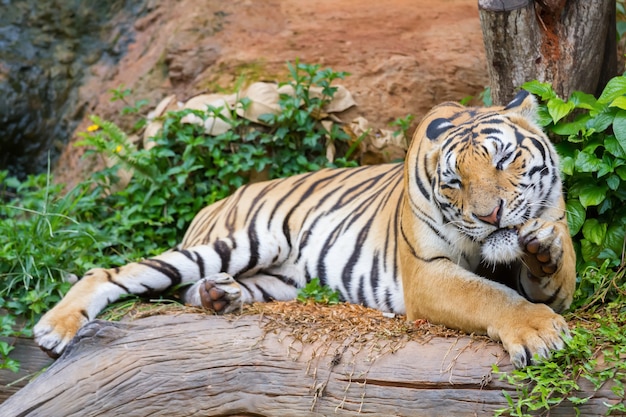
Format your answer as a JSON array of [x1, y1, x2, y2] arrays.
[[518, 219, 564, 277], [186, 273, 243, 314], [34, 307, 89, 359], [491, 303, 570, 369]]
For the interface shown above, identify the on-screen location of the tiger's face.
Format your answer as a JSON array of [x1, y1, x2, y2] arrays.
[[431, 111, 561, 265]]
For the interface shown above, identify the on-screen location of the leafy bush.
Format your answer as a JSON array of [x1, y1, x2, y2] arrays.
[[0, 169, 109, 371], [78, 61, 358, 256]]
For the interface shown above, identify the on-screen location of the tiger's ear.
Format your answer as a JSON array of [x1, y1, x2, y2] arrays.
[[426, 118, 455, 141], [503, 90, 538, 121]]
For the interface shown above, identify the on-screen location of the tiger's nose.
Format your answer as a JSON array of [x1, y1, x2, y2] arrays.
[[475, 200, 503, 226]]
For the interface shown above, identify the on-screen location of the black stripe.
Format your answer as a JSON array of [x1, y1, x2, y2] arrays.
[[356, 275, 366, 305], [518, 273, 562, 307], [194, 250, 206, 278], [213, 240, 231, 273], [239, 203, 264, 275], [385, 290, 393, 312], [399, 220, 453, 264], [543, 285, 562, 305], [415, 153, 432, 200], [263, 273, 298, 288], [280, 171, 343, 247], [104, 270, 129, 292], [341, 218, 374, 292], [370, 253, 381, 306], [139, 259, 183, 285], [238, 280, 252, 294], [175, 248, 205, 278], [255, 284, 275, 302]]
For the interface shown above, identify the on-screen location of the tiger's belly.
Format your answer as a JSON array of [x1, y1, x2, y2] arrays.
[[261, 212, 406, 314]]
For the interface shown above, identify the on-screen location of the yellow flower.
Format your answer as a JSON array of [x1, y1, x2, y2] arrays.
[[87, 124, 99, 132], [115, 145, 123, 153]]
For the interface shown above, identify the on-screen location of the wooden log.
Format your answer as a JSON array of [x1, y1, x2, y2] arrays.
[[0, 336, 53, 404], [0, 311, 623, 416]]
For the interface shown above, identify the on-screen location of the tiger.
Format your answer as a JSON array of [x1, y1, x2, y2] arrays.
[[34, 90, 576, 369]]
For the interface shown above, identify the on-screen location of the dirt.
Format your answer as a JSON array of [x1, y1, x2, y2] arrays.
[[54, 0, 488, 185]]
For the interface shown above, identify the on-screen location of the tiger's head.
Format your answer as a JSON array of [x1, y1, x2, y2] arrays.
[[408, 91, 562, 265]]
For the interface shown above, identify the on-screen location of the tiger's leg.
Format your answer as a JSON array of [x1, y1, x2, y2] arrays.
[[402, 259, 571, 369], [183, 273, 300, 310], [34, 238, 286, 357]]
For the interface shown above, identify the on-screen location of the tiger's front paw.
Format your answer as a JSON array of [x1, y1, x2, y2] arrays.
[[518, 219, 564, 277], [34, 307, 89, 358], [491, 302, 570, 369], [185, 273, 243, 314]]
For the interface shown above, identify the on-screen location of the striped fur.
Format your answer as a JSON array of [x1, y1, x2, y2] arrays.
[[35, 91, 576, 368]]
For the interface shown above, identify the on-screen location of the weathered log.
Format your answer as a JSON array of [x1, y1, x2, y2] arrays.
[[0, 335, 52, 404], [478, 0, 617, 104], [0, 312, 624, 417]]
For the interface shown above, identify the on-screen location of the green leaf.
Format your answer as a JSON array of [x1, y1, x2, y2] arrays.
[[551, 114, 589, 136], [560, 156, 575, 176], [609, 95, 626, 110], [4, 176, 21, 188], [569, 91, 598, 110], [579, 186, 608, 207], [535, 104, 553, 127], [604, 136, 626, 158], [586, 110, 615, 132], [604, 224, 626, 256], [574, 151, 603, 173], [522, 81, 556, 101], [580, 239, 601, 263], [569, 178, 609, 207], [616, 165, 626, 180], [582, 219, 607, 246], [597, 76, 626, 105], [547, 97, 575, 123], [612, 109, 626, 155], [566, 199, 585, 236], [606, 174, 620, 190]]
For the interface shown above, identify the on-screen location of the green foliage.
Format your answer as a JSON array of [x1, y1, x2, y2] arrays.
[[523, 79, 626, 275], [296, 278, 341, 305], [109, 84, 149, 131], [0, 170, 105, 322], [257, 60, 356, 176], [389, 114, 415, 141], [0, 315, 21, 373], [0, 168, 111, 372]]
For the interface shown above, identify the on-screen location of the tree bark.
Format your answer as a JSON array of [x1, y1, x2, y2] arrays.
[[479, 0, 617, 104], [0, 313, 623, 417]]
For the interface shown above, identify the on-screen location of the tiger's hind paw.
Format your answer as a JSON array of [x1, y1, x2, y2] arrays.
[[186, 273, 243, 314]]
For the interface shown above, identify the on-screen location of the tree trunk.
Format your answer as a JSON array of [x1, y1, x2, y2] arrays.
[[0, 313, 623, 416], [479, 0, 617, 104]]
